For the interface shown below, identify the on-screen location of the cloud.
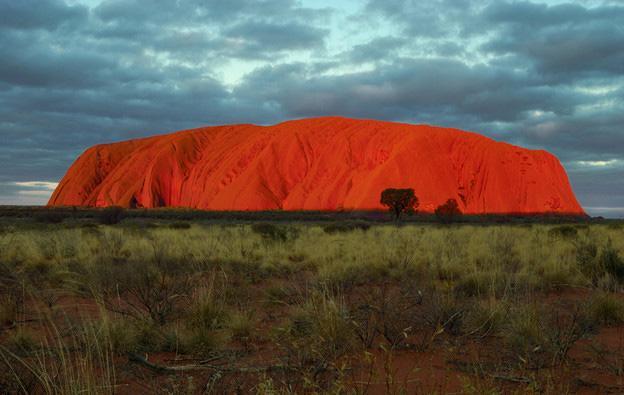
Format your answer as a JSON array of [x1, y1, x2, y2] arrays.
[[342, 36, 407, 64], [234, 57, 584, 125], [482, 1, 624, 79], [12, 181, 59, 190], [0, 181, 59, 205], [0, 0, 87, 31], [365, 0, 485, 38], [18, 190, 55, 197], [0, 0, 623, 215], [575, 159, 622, 168], [224, 21, 328, 56], [89, 0, 331, 60]]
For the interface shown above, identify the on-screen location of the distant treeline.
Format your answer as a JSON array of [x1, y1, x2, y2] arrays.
[[0, 205, 612, 225]]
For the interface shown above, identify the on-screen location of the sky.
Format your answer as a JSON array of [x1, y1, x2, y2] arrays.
[[0, 0, 622, 217]]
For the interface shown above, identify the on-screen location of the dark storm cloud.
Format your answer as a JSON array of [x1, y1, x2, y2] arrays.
[[94, 0, 328, 25], [90, 0, 330, 59], [518, 111, 624, 161], [0, 0, 87, 31], [365, 0, 486, 38], [342, 37, 407, 63], [225, 22, 327, 53], [0, 31, 128, 88], [0, 0, 329, 198], [235, 58, 584, 124], [482, 1, 624, 79], [0, 0, 622, 216]]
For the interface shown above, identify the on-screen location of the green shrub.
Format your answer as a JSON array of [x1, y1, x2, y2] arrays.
[[227, 309, 256, 344], [98, 318, 140, 354], [599, 239, 624, 282], [454, 271, 506, 298], [577, 239, 624, 285], [125, 321, 168, 352], [5, 329, 38, 356], [575, 239, 599, 283], [275, 289, 356, 368], [88, 252, 193, 325], [34, 211, 67, 224], [548, 225, 578, 239], [0, 295, 19, 327], [265, 284, 298, 305], [422, 292, 465, 337], [188, 293, 228, 331], [503, 303, 591, 367], [169, 222, 191, 229], [350, 282, 427, 348], [99, 206, 125, 225], [435, 198, 462, 223], [589, 293, 624, 326], [322, 221, 370, 234], [463, 300, 508, 337], [503, 305, 548, 366], [183, 278, 230, 355], [181, 327, 228, 356], [251, 223, 299, 243]]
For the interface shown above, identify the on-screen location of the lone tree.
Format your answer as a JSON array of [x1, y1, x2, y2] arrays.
[[380, 188, 418, 221], [435, 198, 462, 223]]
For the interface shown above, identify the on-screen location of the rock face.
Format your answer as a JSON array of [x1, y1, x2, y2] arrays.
[[48, 117, 585, 215]]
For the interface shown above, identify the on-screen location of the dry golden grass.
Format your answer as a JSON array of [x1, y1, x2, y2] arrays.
[[0, 220, 622, 393]]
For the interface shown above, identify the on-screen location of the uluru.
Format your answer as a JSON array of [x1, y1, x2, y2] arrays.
[[48, 117, 584, 215]]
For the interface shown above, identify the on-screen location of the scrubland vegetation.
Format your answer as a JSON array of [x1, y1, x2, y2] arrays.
[[0, 214, 623, 393]]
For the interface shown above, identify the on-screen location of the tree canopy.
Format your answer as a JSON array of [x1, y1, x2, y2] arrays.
[[435, 198, 462, 223], [380, 188, 418, 221]]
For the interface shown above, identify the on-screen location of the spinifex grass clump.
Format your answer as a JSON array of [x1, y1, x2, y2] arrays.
[[0, 312, 116, 394]]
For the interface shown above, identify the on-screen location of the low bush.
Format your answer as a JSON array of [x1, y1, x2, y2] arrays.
[[1, 320, 116, 394], [0, 295, 18, 327], [575, 239, 600, 283], [463, 300, 509, 337], [99, 206, 125, 225], [88, 253, 194, 325], [275, 288, 356, 371], [548, 225, 578, 239], [34, 211, 67, 224], [454, 271, 507, 298], [251, 223, 299, 243], [589, 292, 624, 326], [577, 239, 624, 285], [265, 284, 298, 305], [98, 317, 140, 355], [503, 304, 551, 368], [5, 329, 37, 356], [350, 283, 416, 348], [227, 309, 256, 347], [503, 303, 591, 368], [169, 222, 191, 229], [183, 276, 230, 355], [421, 291, 466, 337], [599, 239, 624, 283], [322, 221, 371, 234], [435, 198, 462, 223]]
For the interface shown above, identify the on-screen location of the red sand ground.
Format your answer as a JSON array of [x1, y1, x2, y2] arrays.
[[48, 117, 584, 215], [10, 287, 621, 394]]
